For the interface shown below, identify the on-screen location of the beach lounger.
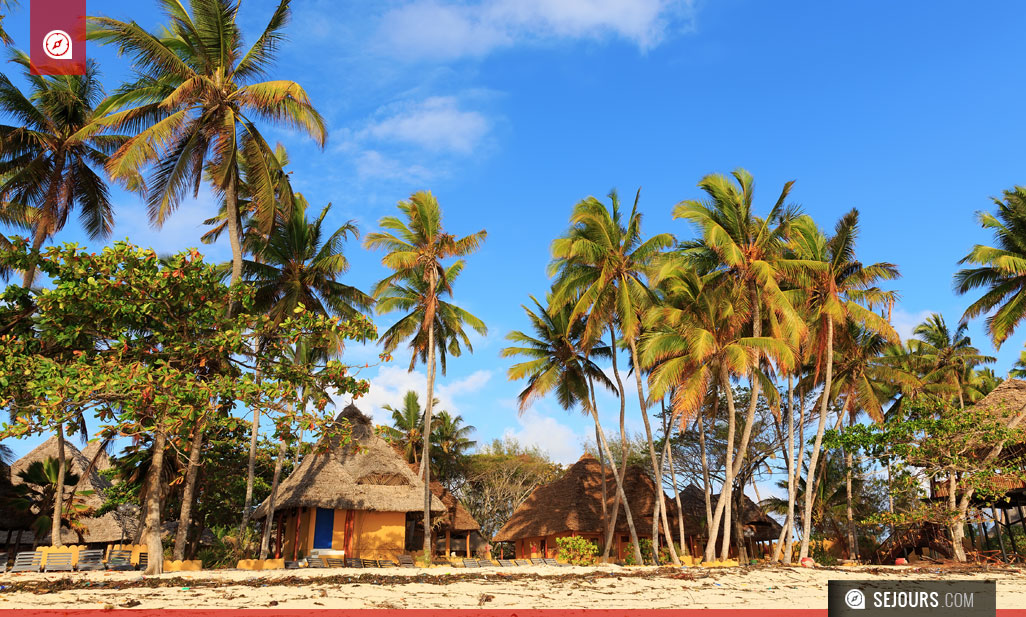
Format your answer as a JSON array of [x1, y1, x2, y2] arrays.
[[398, 554, 416, 568], [106, 550, 134, 571], [325, 557, 345, 568], [43, 552, 73, 572], [361, 558, 378, 568], [461, 558, 479, 568], [306, 556, 326, 568], [543, 558, 570, 567], [377, 559, 396, 568], [10, 551, 43, 573], [77, 549, 105, 571], [530, 558, 545, 565], [497, 559, 515, 567], [0, 552, 7, 573], [344, 558, 362, 568], [137, 553, 148, 570], [284, 561, 301, 569], [478, 559, 496, 567], [515, 559, 533, 566]]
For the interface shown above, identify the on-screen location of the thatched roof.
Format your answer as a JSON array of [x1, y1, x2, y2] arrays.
[[493, 454, 696, 542], [9, 436, 127, 543], [420, 468, 480, 532], [254, 404, 445, 518], [681, 484, 781, 541], [973, 379, 1026, 427]]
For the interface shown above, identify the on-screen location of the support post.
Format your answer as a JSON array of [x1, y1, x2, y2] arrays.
[[992, 507, 1008, 562]]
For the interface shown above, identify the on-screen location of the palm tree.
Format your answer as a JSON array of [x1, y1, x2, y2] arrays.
[[673, 169, 804, 561], [786, 210, 898, 560], [237, 191, 372, 544], [549, 189, 680, 564], [89, 0, 326, 287], [501, 295, 637, 562], [0, 1, 18, 46], [10, 457, 93, 545], [380, 390, 427, 465], [0, 51, 129, 286], [430, 410, 475, 488], [365, 190, 486, 558], [910, 313, 994, 409]]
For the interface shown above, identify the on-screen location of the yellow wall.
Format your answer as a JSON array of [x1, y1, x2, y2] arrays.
[[281, 508, 316, 559]]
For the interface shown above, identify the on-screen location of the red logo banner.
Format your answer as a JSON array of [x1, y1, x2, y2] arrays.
[[30, 0, 86, 74]]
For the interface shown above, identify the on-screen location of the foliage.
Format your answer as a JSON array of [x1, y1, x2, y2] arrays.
[[555, 535, 598, 566], [9, 456, 93, 541]]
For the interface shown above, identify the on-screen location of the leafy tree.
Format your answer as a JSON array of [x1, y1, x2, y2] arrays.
[[88, 0, 326, 286], [10, 456, 93, 545], [910, 313, 993, 408], [365, 190, 486, 557]]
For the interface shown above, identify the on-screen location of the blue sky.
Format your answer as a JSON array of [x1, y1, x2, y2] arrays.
[[3, 1, 1026, 484]]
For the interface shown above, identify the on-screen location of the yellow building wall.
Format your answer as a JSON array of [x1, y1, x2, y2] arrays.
[[281, 508, 407, 560], [281, 508, 317, 559]]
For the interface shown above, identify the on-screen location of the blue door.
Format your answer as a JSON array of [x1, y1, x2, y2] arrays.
[[313, 508, 335, 549]]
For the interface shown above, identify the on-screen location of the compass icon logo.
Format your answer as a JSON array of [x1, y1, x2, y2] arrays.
[[43, 30, 73, 60]]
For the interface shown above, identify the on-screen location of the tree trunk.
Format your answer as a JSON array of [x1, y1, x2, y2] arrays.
[[260, 428, 290, 559], [173, 421, 205, 561], [591, 377, 608, 554], [698, 392, 714, 553], [603, 325, 637, 561], [799, 314, 834, 560], [22, 222, 48, 288], [665, 395, 688, 557], [240, 339, 265, 546], [590, 406, 644, 565], [224, 174, 244, 290], [627, 337, 680, 566], [705, 367, 737, 562], [947, 473, 967, 562], [421, 267, 439, 559], [142, 429, 167, 575], [844, 446, 857, 561], [51, 421, 66, 545]]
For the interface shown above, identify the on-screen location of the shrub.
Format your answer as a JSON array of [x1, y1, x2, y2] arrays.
[[556, 535, 598, 566]]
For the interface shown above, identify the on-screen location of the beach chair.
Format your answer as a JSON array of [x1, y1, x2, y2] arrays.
[[478, 559, 496, 568], [0, 552, 7, 573], [106, 550, 134, 571], [77, 549, 105, 571], [325, 557, 345, 568], [398, 554, 416, 568], [284, 561, 301, 569], [10, 551, 43, 573], [497, 559, 515, 567], [530, 558, 545, 565], [515, 559, 533, 566], [377, 559, 396, 568], [306, 556, 326, 568], [43, 552, 74, 572], [137, 553, 148, 571], [361, 558, 379, 568], [461, 558, 479, 568], [544, 558, 570, 567], [344, 558, 362, 568]]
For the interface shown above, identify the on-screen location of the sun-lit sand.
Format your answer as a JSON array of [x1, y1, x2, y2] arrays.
[[1, 564, 1023, 610]]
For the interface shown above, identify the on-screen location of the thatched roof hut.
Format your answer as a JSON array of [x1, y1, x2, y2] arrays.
[[253, 404, 444, 519], [8, 436, 127, 544], [493, 454, 696, 544]]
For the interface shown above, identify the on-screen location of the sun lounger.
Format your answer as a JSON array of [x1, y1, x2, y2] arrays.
[[515, 559, 533, 566], [106, 550, 134, 571], [461, 558, 479, 568], [324, 557, 345, 568], [530, 558, 545, 565], [361, 558, 378, 568], [284, 561, 301, 569], [377, 559, 396, 568], [543, 558, 570, 567], [398, 554, 416, 568], [306, 556, 326, 568], [478, 559, 496, 567], [497, 559, 515, 567], [43, 552, 73, 572], [10, 551, 43, 573], [137, 553, 148, 570], [0, 552, 7, 573], [344, 557, 362, 568], [77, 549, 105, 571]]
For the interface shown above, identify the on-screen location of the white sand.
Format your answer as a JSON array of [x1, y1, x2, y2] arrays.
[[1, 564, 1023, 610]]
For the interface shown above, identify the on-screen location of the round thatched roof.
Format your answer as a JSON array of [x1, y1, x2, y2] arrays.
[[254, 404, 445, 519]]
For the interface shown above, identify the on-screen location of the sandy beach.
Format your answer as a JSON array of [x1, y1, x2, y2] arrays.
[[0, 564, 1023, 610]]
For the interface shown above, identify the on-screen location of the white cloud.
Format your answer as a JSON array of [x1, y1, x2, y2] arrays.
[[890, 307, 934, 344], [335, 364, 493, 425], [365, 97, 491, 154], [354, 149, 436, 183], [502, 407, 585, 464], [108, 192, 228, 262], [378, 0, 696, 61]]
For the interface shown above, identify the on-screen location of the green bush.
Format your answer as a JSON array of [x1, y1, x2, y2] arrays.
[[555, 535, 598, 566]]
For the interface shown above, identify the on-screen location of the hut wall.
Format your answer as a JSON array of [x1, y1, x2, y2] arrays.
[[349, 511, 406, 559], [280, 508, 317, 559]]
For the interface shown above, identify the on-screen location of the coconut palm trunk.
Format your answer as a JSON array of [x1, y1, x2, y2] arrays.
[[421, 268, 438, 559], [603, 326, 638, 561], [173, 421, 204, 561], [590, 377, 608, 550], [589, 406, 644, 565], [22, 224, 48, 288], [51, 421, 66, 545], [142, 428, 167, 575], [224, 177, 244, 290], [664, 394, 689, 556], [627, 336, 681, 565], [799, 314, 834, 560], [699, 393, 715, 537]]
